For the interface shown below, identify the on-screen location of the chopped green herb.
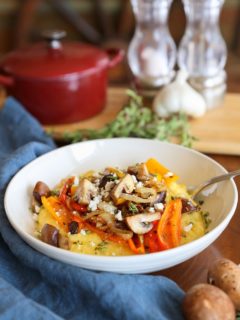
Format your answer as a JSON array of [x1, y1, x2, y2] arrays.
[[50, 90, 195, 148], [236, 311, 240, 320], [128, 202, 138, 214], [202, 211, 212, 229], [34, 230, 41, 238], [150, 173, 158, 177], [73, 240, 83, 246], [51, 190, 60, 196], [94, 241, 108, 253], [198, 200, 204, 205]]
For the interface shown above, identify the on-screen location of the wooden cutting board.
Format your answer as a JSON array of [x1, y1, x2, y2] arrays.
[[189, 94, 240, 155], [46, 87, 240, 156]]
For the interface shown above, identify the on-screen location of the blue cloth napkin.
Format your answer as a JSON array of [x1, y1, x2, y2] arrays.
[[0, 97, 185, 320]]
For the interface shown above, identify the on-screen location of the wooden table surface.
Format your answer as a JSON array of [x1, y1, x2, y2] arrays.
[[0, 86, 240, 292]]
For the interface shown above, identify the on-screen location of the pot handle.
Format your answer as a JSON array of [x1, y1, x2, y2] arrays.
[[0, 74, 14, 87], [106, 48, 125, 69]]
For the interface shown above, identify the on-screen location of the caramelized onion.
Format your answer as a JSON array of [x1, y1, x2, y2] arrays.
[[97, 212, 133, 240], [121, 187, 157, 204], [109, 227, 133, 240]]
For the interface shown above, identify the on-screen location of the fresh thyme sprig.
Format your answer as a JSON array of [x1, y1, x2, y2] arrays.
[[58, 90, 195, 148]]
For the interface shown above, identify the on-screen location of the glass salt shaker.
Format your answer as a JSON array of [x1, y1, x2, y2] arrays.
[[178, 0, 227, 108], [128, 0, 176, 95]]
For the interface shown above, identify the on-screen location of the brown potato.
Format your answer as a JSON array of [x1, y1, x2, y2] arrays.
[[208, 258, 240, 310], [33, 181, 51, 204], [41, 224, 59, 247], [182, 283, 235, 320]]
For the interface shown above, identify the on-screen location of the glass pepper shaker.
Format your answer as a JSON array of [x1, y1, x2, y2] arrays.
[[128, 0, 176, 95], [178, 0, 227, 108]]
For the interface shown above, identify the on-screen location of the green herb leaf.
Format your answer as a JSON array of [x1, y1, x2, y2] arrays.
[[128, 202, 139, 214], [51, 190, 60, 196], [201, 211, 212, 229]]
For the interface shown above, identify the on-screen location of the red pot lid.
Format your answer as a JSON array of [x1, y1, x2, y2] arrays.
[[1, 31, 110, 80]]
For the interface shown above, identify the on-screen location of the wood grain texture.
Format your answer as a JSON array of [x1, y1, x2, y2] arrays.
[[45, 87, 240, 156], [191, 94, 240, 155]]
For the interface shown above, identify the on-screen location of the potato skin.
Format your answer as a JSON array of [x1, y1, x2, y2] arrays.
[[182, 283, 235, 320], [208, 258, 240, 310]]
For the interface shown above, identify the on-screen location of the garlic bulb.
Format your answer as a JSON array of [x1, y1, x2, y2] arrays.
[[153, 70, 207, 118]]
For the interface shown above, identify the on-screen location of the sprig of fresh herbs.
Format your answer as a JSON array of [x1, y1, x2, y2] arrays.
[[55, 90, 195, 148]]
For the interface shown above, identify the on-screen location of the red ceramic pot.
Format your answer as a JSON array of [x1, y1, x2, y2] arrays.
[[0, 31, 124, 124]]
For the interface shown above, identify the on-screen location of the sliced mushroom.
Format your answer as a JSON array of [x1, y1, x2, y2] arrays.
[[121, 187, 157, 204], [73, 178, 96, 205], [111, 174, 134, 202], [128, 163, 150, 181], [33, 181, 51, 204], [136, 187, 157, 199], [126, 212, 160, 234]]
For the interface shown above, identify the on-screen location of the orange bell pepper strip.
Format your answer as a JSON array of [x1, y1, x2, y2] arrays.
[[70, 185, 78, 196], [145, 158, 178, 184], [41, 196, 71, 230], [106, 167, 125, 178], [157, 198, 182, 250], [128, 235, 145, 254]]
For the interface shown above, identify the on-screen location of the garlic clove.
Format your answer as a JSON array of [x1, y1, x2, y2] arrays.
[[180, 82, 207, 118], [153, 70, 207, 119]]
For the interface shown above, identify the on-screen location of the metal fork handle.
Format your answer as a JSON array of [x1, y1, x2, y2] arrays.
[[191, 169, 240, 199]]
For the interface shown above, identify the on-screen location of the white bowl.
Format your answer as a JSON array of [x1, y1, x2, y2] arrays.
[[4, 138, 238, 274]]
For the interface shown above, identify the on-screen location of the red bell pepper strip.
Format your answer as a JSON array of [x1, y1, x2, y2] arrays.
[[128, 234, 145, 254], [70, 201, 88, 213], [157, 198, 182, 250], [144, 221, 160, 253], [59, 177, 74, 203]]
